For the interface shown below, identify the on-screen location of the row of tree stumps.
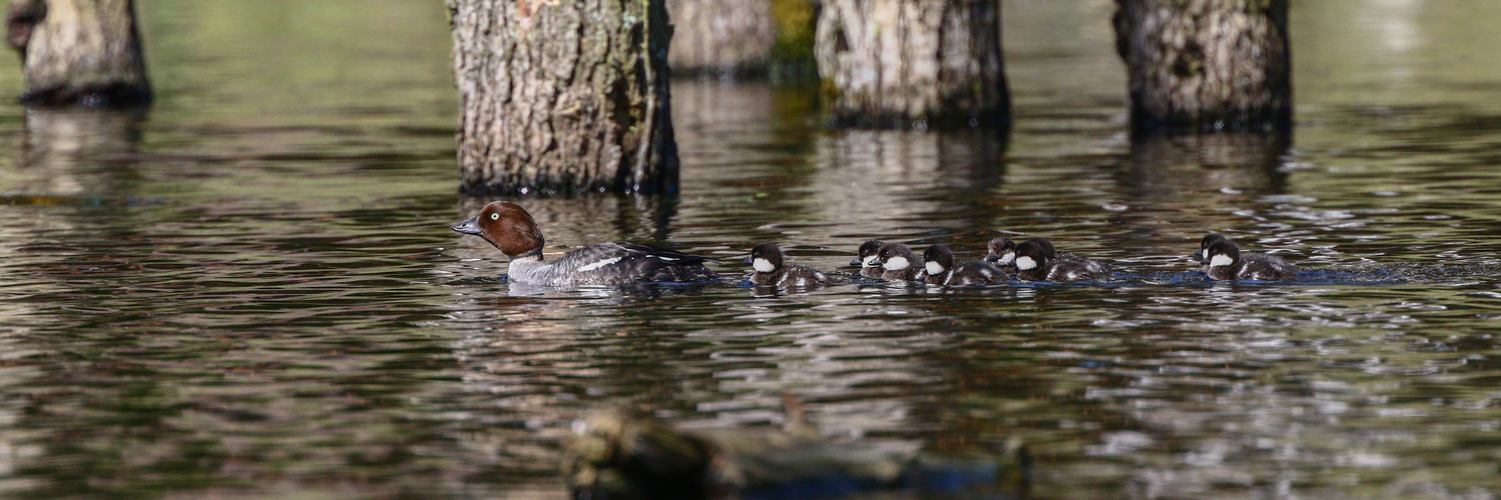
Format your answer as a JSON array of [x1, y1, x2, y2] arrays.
[[448, 0, 1292, 196], [3, 0, 1290, 198]]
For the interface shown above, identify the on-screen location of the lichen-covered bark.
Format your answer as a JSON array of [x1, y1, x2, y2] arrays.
[[8, 0, 151, 106], [814, 0, 1009, 130], [1113, 0, 1291, 132], [667, 0, 775, 78], [449, 0, 679, 196]]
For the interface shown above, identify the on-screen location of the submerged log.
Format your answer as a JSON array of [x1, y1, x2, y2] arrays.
[[448, 0, 679, 196], [1113, 0, 1291, 132], [564, 408, 1029, 499], [6, 0, 151, 107], [667, 0, 775, 78], [814, 0, 1009, 130]]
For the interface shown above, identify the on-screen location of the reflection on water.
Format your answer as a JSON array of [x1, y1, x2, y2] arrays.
[[1, 0, 1500, 499], [3, 108, 145, 200], [1117, 132, 1290, 201]]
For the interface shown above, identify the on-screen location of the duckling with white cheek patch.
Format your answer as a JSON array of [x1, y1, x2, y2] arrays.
[[849, 239, 885, 278], [1198, 236, 1297, 281], [984, 236, 1019, 275], [1193, 233, 1227, 262], [746, 242, 829, 288], [1014, 238, 1109, 282], [870, 242, 924, 281], [924, 244, 1008, 286]]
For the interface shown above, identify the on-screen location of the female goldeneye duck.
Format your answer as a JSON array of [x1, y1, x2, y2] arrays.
[[983, 236, 1018, 274], [848, 239, 886, 278], [1013, 238, 1110, 282], [870, 242, 924, 281], [451, 201, 718, 286], [1198, 236, 1297, 281], [745, 242, 828, 288], [923, 244, 1008, 286]]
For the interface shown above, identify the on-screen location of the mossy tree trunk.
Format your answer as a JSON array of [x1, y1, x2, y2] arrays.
[[449, 0, 678, 196], [814, 0, 1009, 130], [5, 0, 151, 106], [667, 0, 775, 78], [1113, 0, 1291, 133]]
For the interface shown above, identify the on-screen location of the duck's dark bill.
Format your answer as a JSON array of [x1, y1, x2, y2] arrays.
[[451, 217, 482, 235]]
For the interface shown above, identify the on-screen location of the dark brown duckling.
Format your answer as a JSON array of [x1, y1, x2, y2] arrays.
[[923, 244, 1008, 286], [849, 239, 885, 278], [870, 242, 923, 281], [1198, 236, 1297, 281], [746, 242, 829, 288], [1013, 238, 1109, 282]]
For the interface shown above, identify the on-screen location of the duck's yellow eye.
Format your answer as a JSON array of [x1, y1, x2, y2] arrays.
[[489, 213, 500, 220]]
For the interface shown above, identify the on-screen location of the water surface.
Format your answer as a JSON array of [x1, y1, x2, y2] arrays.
[[2, 1, 1500, 498]]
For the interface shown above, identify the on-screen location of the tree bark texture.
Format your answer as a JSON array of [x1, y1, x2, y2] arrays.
[[6, 0, 151, 106], [564, 408, 1030, 500], [1113, 0, 1291, 133], [667, 0, 775, 78], [449, 0, 679, 196], [814, 0, 1009, 130]]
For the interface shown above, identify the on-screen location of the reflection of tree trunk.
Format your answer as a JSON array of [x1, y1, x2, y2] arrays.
[[814, 0, 1009, 130], [1113, 0, 1290, 132], [1117, 132, 1290, 202], [667, 0, 775, 79], [449, 0, 679, 196], [7, 0, 151, 106], [1, 108, 143, 198], [813, 130, 1005, 237]]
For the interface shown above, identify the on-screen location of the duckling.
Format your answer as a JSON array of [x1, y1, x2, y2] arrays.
[[848, 239, 885, 278], [983, 236, 1018, 275], [746, 242, 829, 288], [1197, 235, 1297, 281], [923, 245, 1008, 286], [1013, 238, 1110, 282], [870, 242, 924, 281]]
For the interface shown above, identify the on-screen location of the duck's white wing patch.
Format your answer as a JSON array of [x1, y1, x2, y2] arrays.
[[1015, 256, 1037, 271], [578, 257, 623, 272], [752, 258, 776, 273], [1208, 254, 1234, 268], [926, 261, 945, 275], [884, 256, 910, 271], [999, 252, 1015, 265]]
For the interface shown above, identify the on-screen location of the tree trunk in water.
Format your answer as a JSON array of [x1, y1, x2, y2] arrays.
[[6, 0, 151, 106], [814, 0, 1009, 130], [564, 408, 1030, 499], [449, 0, 679, 196], [667, 0, 775, 78], [1113, 0, 1291, 133]]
